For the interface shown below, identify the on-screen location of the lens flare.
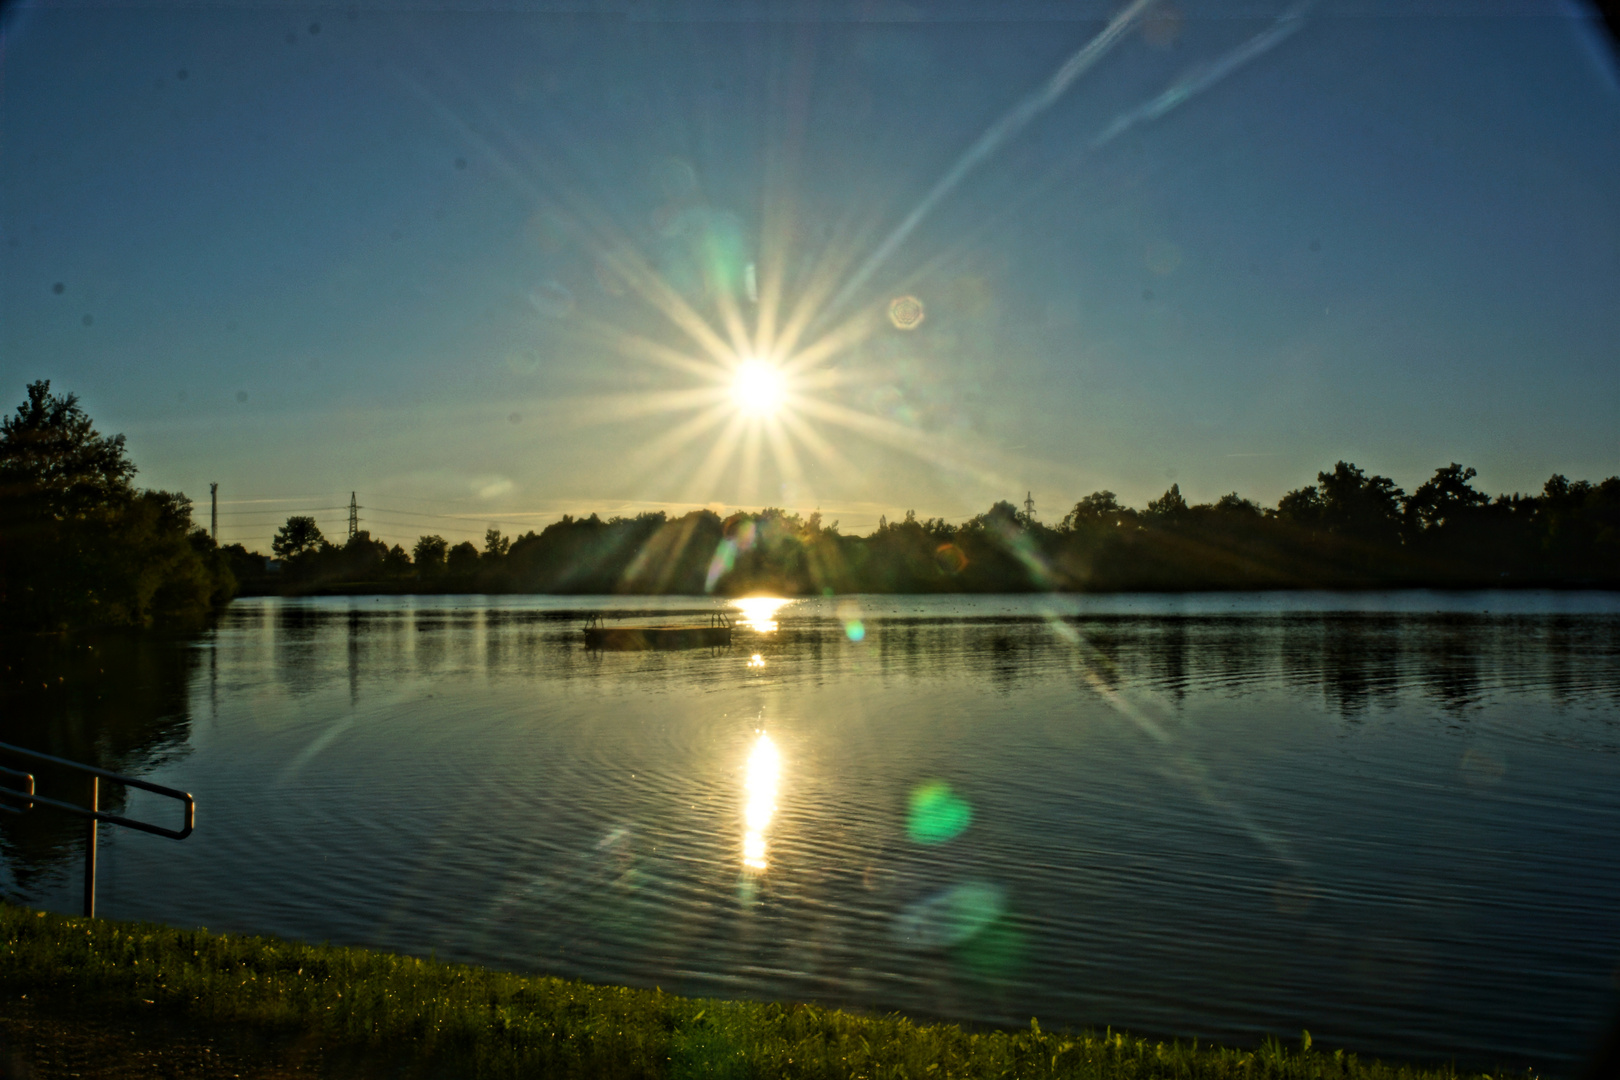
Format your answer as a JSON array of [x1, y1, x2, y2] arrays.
[[742, 732, 780, 871], [894, 881, 1005, 948], [888, 295, 925, 330], [908, 781, 973, 844], [732, 359, 786, 416]]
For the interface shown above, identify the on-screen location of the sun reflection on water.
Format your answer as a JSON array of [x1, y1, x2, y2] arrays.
[[732, 596, 791, 633], [743, 731, 780, 871]]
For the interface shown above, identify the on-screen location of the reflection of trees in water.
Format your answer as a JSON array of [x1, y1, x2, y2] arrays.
[[988, 632, 1021, 691], [1316, 616, 1403, 718], [877, 621, 924, 680], [1532, 615, 1620, 710], [1416, 616, 1484, 715], [1152, 620, 1189, 702], [796, 613, 1620, 721], [233, 603, 1620, 727], [570, 612, 1619, 721], [274, 601, 325, 696], [0, 632, 199, 892]]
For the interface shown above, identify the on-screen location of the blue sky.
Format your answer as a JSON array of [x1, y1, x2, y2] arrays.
[[2, 1, 1616, 549]]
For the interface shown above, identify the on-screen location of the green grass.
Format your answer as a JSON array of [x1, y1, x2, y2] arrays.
[[0, 903, 1525, 1080]]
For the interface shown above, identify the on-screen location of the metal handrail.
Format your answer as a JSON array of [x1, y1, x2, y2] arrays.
[[0, 741, 195, 917], [0, 765, 34, 814]]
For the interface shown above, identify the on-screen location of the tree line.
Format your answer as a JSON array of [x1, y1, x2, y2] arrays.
[[251, 460, 1619, 596], [4, 380, 1615, 634]]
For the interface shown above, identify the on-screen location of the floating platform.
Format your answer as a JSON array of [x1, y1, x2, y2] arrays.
[[582, 613, 731, 650]]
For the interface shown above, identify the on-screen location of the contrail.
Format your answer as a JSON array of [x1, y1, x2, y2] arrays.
[[1091, 1, 1314, 149], [821, 0, 1159, 323]]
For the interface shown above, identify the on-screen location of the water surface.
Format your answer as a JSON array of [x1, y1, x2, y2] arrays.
[[3, 592, 1619, 1075]]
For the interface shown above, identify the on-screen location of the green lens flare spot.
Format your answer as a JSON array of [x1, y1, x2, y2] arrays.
[[895, 881, 1004, 947], [908, 781, 972, 844], [952, 914, 1027, 981], [844, 619, 865, 642]]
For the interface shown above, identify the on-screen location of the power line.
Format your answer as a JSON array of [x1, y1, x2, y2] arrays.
[[213, 507, 346, 518]]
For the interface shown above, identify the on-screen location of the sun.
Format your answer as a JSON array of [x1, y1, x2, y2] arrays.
[[731, 359, 786, 417]]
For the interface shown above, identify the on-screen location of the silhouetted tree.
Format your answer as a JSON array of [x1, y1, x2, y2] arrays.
[[413, 535, 448, 574], [383, 544, 412, 576], [272, 516, 325, 559], [0, 381, 232, 629], [1316, 462, 1405, 547], [1406, 463, 1490, 533], [1145, 484, 1188, 519], [446, 540, 480, 576], [1062, 491, 1124, 530], [1214, 492, 1262, 517]]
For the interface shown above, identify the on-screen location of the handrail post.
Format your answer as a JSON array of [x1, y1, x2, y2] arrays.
[[0, 741, 193, 921], [84, 776, 98, 918]]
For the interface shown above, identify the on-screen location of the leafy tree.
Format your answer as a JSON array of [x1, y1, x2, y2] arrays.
[[338, 530, 388, 579], [1275, 462, 1404, 551], [1315, 462, 1404, 546], [1213, 492, 1261, 517], [0, 381, 232, 629], [272, 516, 325, 559], [383, 544, 412, 576], [1406, 463, 1490, 533], [1145, 484, 1188, 519], [447, 540, 480, 575], [1061, 492, 1129, 539], [1274, 485, 1323, 526], [979, 500, 1022, 529], [413, 535, 448, 573], [0, 380, 136, 515], [483, 528, 510, 558]]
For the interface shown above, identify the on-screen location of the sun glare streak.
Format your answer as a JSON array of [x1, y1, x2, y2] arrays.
[[743, 731, 781, 871], [738, 420, 765, 505], [792, 396, 1021, 492], [713, 265, 756, 361], [762, 414, 813, 501], [618, 403, 736, 480], [776, 410, 866, 490], [583, 326, 732, 383], [403, 67, 740, 371], [778, 309, 882, 379], [683, 412, 752, 504], [413, 66, 746, 374], [563, 387, 727, 426]]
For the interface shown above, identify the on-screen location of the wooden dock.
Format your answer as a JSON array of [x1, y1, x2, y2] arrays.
[[582, 612, 731, 650]]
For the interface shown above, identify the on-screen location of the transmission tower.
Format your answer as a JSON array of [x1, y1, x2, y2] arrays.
[[210, 482, 218, 543], [1023, 490, 1036, 522], [348, 492, 359, 540]]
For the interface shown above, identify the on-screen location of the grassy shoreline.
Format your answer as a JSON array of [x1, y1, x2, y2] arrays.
[[0, 904, 1523, 1079]]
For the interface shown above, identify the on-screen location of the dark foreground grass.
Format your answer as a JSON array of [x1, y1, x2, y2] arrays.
[[0, 904, 1524, 1080]]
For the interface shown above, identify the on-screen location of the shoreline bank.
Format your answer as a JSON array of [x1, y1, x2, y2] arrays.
[[0, 904, 1520, 1079]]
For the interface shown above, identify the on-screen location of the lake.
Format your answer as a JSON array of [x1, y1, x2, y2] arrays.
[[3, 592, 1619, 1075]]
